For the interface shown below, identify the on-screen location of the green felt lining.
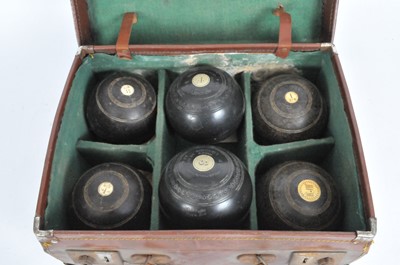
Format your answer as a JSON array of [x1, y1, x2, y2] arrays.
[[86, 0, 324, 45], [44, 51, 367, 232]]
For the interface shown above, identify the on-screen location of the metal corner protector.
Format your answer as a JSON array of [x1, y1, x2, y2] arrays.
[[353, 217, 377, 244], [33, 216, 58, 244]]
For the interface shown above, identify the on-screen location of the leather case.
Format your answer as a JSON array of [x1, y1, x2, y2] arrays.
[[34, 1, 376, 264]]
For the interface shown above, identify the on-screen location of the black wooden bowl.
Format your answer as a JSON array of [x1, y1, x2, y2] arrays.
[[159, 146, 252, 229], [165, 66, 245, 143], [252, 74, 327, 144], [256, 161, 342, 231], [71, 163, 152, 230], [86, 72, 156, 144]]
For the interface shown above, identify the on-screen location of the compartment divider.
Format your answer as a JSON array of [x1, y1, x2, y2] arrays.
[[76, 139, 151, 167], [254, 137, 335, 178], [258, 137, 335, 162], [242, 71, 259, 230], [147, 69, 169, 230]]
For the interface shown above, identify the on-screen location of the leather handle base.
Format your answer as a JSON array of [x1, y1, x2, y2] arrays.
[[116, 12, 137, 60], [274, 6, 292, 59]]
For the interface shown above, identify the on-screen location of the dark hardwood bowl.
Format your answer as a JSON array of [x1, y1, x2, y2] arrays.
[[71, 163, 152, 230], [252, 74, 327, 144], [256, 161, 342, 231], [86, 72, 156, 144], [165, 66, 245, 143], [159, 146, 252, 229]]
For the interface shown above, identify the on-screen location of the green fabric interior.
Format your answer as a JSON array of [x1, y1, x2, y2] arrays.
[[44, 51, 367, 232], [86, 0, 324, 45]]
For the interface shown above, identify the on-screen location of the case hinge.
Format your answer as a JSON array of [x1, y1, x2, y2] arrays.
[[320, 43, 337, 54], [76, 46, 95, 59], [116, 12, 138, 60], [273, 5, 292, 59]]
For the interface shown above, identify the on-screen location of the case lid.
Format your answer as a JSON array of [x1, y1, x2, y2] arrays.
[[72, 0, 338, 46]]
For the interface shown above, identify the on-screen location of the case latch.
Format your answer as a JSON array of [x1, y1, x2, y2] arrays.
[[237, 254, 276, 265], [273, 5, 292, 59], [131, 254, 172, 265], [67, 250, 124, 265], [116, 12, 137, 60], [289, 252, 346, 265]]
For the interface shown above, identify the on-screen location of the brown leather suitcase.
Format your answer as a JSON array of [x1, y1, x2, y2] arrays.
[[34, 0, 376, 264]]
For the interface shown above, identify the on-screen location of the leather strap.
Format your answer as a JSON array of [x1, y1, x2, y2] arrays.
[[116, 12, 137, 59], [273, 6, 292, 59]]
